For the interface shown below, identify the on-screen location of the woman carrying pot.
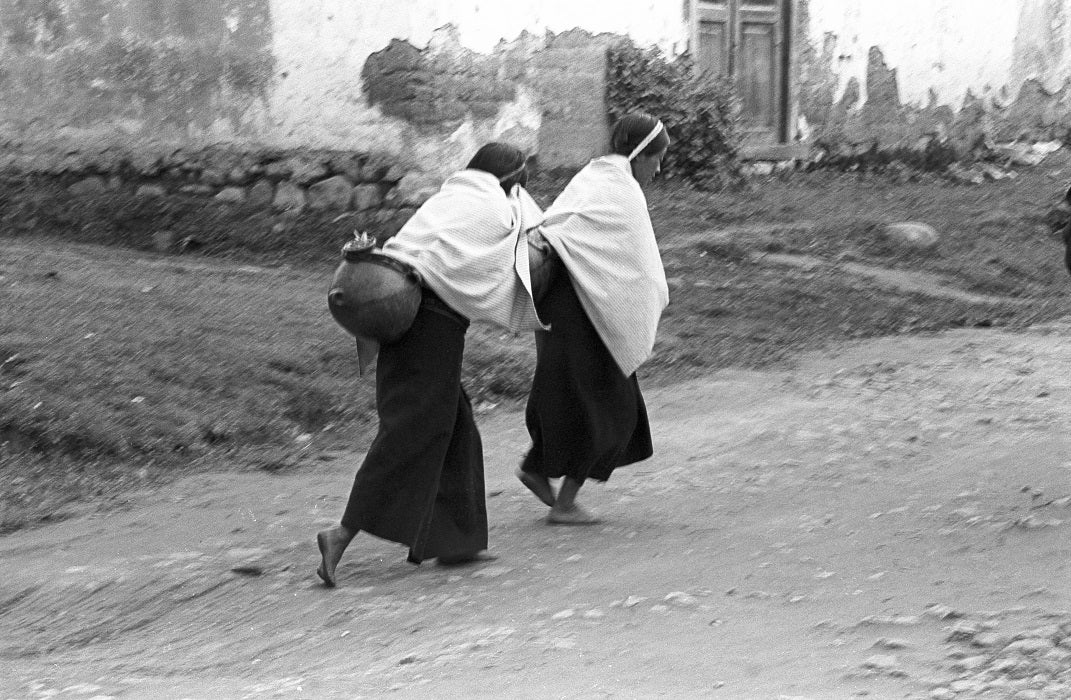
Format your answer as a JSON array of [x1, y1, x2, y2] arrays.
[[317, 143, 544, 586], [517, 112, 671, 524]]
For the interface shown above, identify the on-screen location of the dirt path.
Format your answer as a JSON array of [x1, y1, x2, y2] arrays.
[[3, 321, 1071, 700]]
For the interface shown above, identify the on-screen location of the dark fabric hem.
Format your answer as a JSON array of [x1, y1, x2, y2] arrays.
[[339, 289, 487, 562], [522, 272, 654, 484]]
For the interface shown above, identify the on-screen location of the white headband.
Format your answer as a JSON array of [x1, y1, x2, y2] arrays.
[[628, 121, 665, 161], [497, 161, 527, 183]]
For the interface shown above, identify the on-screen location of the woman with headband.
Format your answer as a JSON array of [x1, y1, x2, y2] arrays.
[[517, 112, 671, 524], [317, 142, 545, 585]]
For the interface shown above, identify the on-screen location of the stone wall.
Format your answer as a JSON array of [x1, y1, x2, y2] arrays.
[[0, 143, 433, 241], [355, 27, 617, 172], [532, 31, 614, 169], [355, 27, 544, 174]]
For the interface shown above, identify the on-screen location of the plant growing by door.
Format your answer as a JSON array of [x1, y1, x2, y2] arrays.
[[607, 38, 742, 189]]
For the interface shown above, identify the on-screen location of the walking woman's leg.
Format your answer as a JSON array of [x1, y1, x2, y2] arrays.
[[516, 468, 556, 507], [316, 292, 468, 584], [316, 525, 356, 587], [547, 476, 600, 525], [410, 385, 490, 563]]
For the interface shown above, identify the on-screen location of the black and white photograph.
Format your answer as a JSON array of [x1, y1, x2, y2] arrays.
[[2, 1, 1070, 697]]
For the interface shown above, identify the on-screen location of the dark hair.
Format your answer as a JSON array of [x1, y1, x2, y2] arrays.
[[610, 112, 671, 160], [467, 142, 529, 193]]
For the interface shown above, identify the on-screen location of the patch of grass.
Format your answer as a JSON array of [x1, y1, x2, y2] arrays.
[[633, 158, 1070, 383], [0, 243, 385, 527]]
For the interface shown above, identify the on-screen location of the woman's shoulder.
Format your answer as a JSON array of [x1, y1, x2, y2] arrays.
[[590, 154, 630, 170], [444, 168, 502, 189], [561, 156, 641, 201]]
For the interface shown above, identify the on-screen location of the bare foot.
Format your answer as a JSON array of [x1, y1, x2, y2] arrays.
[[546, 504, 601, 525], [517, 469, 556, 507], [316, 526, 353, 587], [436, 551, 499, 566]]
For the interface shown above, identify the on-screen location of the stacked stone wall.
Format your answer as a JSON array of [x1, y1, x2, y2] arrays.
[[0, 144, 441, 242]]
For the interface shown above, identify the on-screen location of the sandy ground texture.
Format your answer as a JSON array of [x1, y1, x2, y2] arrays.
[[2, 319, 1071, 700]]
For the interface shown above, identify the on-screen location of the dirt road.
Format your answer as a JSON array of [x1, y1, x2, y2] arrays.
[[3, 320, 1071, 699]]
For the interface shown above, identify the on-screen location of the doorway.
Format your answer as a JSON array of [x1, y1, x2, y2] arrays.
[[691, 0, 794, 156]]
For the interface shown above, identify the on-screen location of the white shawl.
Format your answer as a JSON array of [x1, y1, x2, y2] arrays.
[[381, 169, 545, 333], [538, 155, 669, 376]]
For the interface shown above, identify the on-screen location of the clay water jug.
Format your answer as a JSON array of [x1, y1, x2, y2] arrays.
[[327, 233, 421, 343]]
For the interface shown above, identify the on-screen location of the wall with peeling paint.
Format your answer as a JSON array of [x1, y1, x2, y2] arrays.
[[798, 0, 1071, 150], [9, 0, 1071, 175], [0, 0, 689, 177], [802, 0, 1017, 110], [264, 0, 688, 172]]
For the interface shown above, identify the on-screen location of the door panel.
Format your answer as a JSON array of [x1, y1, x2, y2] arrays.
[[697, 20, 729, 76], [740, 22, 775, 127], [692, 0, 789, 147], [696, 1, 731, 76]]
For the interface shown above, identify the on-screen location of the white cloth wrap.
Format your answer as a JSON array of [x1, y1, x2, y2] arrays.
[[381, 170, 545, 333], [537, 154, 669, 376]]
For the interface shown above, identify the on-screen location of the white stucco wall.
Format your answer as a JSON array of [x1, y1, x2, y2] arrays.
[[17, 0, 1062, 166], [266, 0, 686, 168], [1009, 0, 1071, 93], [443, 0, 687, 53], [805, 0, 1035, 109]]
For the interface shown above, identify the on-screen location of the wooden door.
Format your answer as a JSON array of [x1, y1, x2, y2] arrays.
[[696, 1, 731, 78], [693, 0, 792, 151]]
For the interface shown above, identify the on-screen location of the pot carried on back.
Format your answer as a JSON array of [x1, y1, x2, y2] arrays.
[[527, 228, 558, 304], [327, 232, 422, 344]]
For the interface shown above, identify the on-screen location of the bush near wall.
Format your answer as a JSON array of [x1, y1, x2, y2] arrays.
[[606, 39, 742, 189]]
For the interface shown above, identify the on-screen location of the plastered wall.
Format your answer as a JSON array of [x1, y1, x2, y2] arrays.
[[798, 0, 1071, 149], [0, 0, 687, 176], [4, 0, 1071, 178]]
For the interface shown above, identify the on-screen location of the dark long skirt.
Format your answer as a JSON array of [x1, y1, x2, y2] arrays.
[[521, 272, 653, 483], [340, 289, 486, 564]]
